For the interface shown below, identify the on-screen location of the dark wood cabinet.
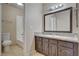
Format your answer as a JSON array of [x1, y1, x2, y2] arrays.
[[48, 39, 57, 56], [35, 36, 42, 53], [42, 38, 48, 55], [58, 46, 73, 56], [35, 36, 78, 56], [58, 40, 74, 56], [49, 44, 57, 56], [58, 41, 78, 56]]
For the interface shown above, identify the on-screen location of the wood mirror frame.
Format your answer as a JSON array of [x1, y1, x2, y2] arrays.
[[44, 7, 72, 33]]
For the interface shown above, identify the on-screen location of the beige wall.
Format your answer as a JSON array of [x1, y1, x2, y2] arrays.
[[24, 3, 43, 55], [2, 4, 24, 44]]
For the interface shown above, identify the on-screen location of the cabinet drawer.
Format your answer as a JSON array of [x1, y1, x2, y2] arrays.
[[49, 39, 57, 44], [58, 41, 73, 48]]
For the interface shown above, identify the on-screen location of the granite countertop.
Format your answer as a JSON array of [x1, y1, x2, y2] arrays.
[[34, 32, 79, 43]]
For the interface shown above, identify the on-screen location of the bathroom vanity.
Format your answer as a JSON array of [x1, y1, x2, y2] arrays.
[[35, 33, 79, 56], [35, 7, 79, 56]]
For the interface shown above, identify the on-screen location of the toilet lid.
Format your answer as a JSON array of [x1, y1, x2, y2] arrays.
[[2, 40, 12, 46]]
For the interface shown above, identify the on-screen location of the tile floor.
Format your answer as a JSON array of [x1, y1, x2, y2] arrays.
[[32, 51, 44, 56], [2, 45, 24, 56], [2, 45, 44, 56]]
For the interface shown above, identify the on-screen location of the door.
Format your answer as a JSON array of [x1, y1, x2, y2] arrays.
[[35, 37, 42, 53], [16, 16, 24, 42], [58, 46, 73, 56], [42, 38, 48, 55], [49, 44, 57, 56]]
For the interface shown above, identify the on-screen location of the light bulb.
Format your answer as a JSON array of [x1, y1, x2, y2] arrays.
[[55, 5, 58, 9], [59, 4, 63, 7], [17, 3, 23, 6]]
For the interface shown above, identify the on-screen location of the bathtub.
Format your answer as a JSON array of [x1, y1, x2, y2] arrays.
[[16, 39, 24, 48]]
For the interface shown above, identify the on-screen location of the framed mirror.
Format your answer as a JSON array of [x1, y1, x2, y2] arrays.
[[44, 7, 72, 33]]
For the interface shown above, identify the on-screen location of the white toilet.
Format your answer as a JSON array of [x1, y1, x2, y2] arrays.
[[2, 33, 12, 52]]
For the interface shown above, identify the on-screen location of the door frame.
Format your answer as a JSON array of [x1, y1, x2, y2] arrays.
[[0, 4, 2, 56], [15, 4, 25, 55]]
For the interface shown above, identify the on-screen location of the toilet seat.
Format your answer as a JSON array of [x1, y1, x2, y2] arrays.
[[2, 40, 12, 46]]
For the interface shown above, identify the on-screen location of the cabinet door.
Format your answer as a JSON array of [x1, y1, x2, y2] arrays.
[[42, 38, 48, 55], [58, 46, 73, 56], [49, 44, 57, 56], [35, 37, 42, 53]]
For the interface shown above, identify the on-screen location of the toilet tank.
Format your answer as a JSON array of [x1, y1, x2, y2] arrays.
[[2, 33, 10, 41]]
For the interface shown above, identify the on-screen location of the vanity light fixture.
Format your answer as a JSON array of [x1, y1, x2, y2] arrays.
[[59, 4, 63, 7], [17, 3, 23, 6], [49, 4, 63, 11], [49, 7, 55, 11], [55, 5, 59, 9]]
